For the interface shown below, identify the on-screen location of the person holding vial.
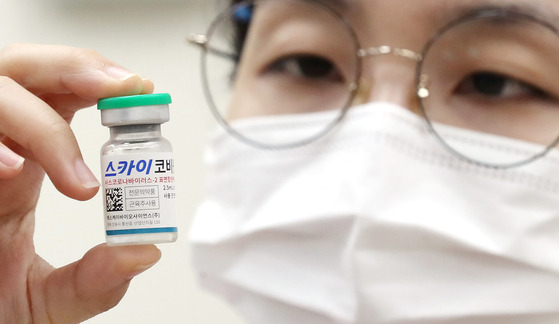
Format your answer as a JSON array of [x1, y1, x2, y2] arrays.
[[3, 0, 559, 323]]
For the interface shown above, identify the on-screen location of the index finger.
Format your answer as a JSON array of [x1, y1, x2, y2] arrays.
[[0, 43, 154, 109]]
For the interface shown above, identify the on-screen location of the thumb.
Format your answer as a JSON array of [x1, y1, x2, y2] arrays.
[[41, 244, 161, 324]]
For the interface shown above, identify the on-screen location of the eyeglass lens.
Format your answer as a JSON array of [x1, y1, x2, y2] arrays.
[[201, 0, 360, 148], [418, 11, 559, 167]]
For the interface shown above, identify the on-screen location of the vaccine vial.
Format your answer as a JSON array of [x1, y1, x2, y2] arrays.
[[98, 93, 178, 246]]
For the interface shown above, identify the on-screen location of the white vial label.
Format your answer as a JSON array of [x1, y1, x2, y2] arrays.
[[101, 152, 177, 237]]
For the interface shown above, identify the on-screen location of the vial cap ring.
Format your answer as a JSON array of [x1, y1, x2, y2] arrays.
[[97, 93, 172, 110], [98, 93, 172, 127]]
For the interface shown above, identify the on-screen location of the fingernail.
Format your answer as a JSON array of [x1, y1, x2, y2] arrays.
[[141, 78, 155, 94], [128, 260, 159, 279], [74, 159, 100, 189], [105, 66, 139, 81], [0, 145, 25, 170]]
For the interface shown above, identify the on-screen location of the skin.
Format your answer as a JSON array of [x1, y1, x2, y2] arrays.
[[3, 0, 559, 323], [229, 0, 559, 125]]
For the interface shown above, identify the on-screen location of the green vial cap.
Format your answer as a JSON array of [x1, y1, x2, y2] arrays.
[[98, 93, 172, 127], [97, 93, 172, 110]]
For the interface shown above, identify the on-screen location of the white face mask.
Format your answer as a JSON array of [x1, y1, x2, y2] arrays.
[[190, 102, 559, 324]]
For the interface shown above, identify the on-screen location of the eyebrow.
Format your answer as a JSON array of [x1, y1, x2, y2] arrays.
[[306, 0, 559, 31], [446, 2, 559, 29]]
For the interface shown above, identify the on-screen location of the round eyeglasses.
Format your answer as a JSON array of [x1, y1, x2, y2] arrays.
[[189, 0, 559, 168]]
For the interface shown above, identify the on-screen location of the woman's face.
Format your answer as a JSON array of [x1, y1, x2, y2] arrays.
[[222, 0, 559, 146]]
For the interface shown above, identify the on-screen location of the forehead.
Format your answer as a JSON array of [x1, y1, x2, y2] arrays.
[[263, 0, 559, 49], [313, 0, 559, 22]]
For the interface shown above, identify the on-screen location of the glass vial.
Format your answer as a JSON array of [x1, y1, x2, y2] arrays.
[[98, 93, 178, 246]]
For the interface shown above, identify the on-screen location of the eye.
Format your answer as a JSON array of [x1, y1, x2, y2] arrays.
[[455, 71, 548, 100], [267, 54, 343, 82]]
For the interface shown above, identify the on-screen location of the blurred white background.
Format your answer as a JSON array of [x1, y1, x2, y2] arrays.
[[0, 0, 244, 323]]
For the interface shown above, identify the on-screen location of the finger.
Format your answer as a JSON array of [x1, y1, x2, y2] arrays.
[[41, 244, 161, 324], [41, 78, 154, 120], [0, 77, 99, 200], [0, 44, 154, 111], [0, 141, 25, 178]]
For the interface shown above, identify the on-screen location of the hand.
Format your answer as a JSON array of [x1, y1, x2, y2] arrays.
[[0, 44, 162, 323]]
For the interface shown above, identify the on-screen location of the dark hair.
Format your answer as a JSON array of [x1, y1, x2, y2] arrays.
[[230, 0, 251, 63]]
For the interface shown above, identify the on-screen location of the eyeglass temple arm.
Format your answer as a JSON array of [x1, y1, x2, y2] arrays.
[[187, 33, 239, 61]]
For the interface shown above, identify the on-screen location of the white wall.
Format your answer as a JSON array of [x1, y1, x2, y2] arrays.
[[0, 0, 244, 323]]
